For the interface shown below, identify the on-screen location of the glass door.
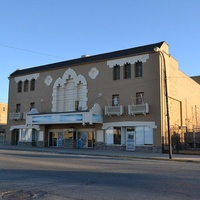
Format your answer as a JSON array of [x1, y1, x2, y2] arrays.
[[57, 132, 63, 147], [126, 127, 135, 151], [77, 132, 88, 148], [49, 131, 63, 147], [88, 131, 95, 147], [52, 132, 58, 147]]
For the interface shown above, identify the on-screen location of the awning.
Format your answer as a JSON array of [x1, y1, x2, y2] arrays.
[[102, 121, 157, 129]]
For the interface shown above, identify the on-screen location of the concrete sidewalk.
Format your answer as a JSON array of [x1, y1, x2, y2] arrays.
[[0, 143, 200, 163]]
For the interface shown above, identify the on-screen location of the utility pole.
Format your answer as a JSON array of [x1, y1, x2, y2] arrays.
[[154, 47, 172, 159]]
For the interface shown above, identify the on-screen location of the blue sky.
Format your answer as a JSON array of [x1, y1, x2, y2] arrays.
[[0, 0, 200, 103]]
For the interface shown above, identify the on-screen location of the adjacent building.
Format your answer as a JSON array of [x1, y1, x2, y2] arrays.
[[0, 102, 8, 143], [191, 76, 200, 85], [0, 102, 7, 125], [6, 41, 200, 152]]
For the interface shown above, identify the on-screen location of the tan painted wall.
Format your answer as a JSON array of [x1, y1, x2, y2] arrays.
[[168, 57, 200, 130], [6, 42, 200, 148], [7, 54, 162, 145]]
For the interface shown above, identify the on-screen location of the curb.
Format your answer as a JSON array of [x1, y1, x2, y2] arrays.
[[1, 146, 200, 164]]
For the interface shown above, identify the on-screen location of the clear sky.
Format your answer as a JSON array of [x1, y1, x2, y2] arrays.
[[0, 0, 200, 103]]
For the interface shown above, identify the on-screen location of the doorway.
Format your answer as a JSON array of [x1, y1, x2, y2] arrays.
[[77, 131, 95, 148], [11, 129, 19, 145], [49, 131, 63, 147], [126, 127, 135, 151]]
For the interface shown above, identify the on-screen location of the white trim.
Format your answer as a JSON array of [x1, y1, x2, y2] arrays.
[[102, 121, 157, 129], [107, 54, 149, 68], [10, 125, 40, 131], [15, 73, 39, 83]]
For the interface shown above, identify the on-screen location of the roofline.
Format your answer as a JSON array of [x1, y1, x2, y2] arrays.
[[9, 41, 165, 77]]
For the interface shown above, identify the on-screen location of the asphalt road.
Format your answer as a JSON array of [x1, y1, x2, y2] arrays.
[[0, 149, 199, 200]]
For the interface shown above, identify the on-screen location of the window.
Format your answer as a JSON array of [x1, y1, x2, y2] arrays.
[[16, 104, 21, 112], [112, 94, 119, 106], [30, 79, 35, 91], [136, 92, 144, 105], [24, 80, 29, 92], [124, 62, 131, 79], [135, 61, 143, 77], [113, 127, 121, 144], [17, 81, 22, 92], [113, 64, 120, 80], [135, 127, 153, 145], [105, 127, 122, 145], [3, 107, 5, 112], [30, 102, 35, 110]]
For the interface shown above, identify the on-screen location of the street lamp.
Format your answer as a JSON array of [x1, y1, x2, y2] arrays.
[[154, 47, 172, 159]]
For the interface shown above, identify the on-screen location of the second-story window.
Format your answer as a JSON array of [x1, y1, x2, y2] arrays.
[[30, 102, 35, 110], [135, 61, 143, 77], [112, 94, 119, 106], [124, 62, 131, 79], [136, 92, 144, 104], [17, 81, 22, 93], [16, 104, 21, 112], [113, 64, 120, 80], [30, 79, 35, 91], [24, 80, 29, 92]]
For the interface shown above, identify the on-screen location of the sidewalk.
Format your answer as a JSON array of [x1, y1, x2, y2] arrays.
[[0, 143, 200, 163]]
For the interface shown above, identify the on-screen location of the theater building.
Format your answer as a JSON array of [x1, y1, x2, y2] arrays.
[[6, 41, 200, 152]]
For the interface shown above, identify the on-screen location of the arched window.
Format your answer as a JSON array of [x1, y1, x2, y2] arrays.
[[52, 69, 88, 112], [30, 79, 35, 91], [113, 64, 120, 80], [17, 81, 22, 92], [24, 80, 29, 92], [64, 79, 76, 112], [124, 62, 131, 79], [135, 61, 143, 77]]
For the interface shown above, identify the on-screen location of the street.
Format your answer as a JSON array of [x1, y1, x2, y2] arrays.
[[0, 149, 199, 200]]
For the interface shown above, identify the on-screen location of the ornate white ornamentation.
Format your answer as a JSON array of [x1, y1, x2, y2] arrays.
[[44, 75, 53, 86], [88, 67, 99, 79], [15, 73, 39, 82], [107, 54, 149, 68]]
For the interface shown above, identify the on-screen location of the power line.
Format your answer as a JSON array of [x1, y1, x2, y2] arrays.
[[0, 43, 67, 59]]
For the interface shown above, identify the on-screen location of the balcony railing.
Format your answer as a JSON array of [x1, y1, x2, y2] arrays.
[[105, 106, 124, 116], [9, 112, 21, 120], [128, 103, 149, 115]]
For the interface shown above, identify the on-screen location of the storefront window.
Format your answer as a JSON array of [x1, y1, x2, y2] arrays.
[[114, 127, 121, 144], [105, 127, 121, 145], [135, 127, 153, 145]]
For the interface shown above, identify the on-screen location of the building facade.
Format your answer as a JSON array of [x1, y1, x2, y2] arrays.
[[0, 102, 7, 125], [6, 41, 200, 152], [0, 102, 7, 143]]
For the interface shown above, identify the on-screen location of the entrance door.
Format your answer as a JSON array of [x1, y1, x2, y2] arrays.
[[77, 132, 88, 148], [49, 132, 63, 147], [32, 129, 37, 146], [57, 132, 63, 147], [77, 131, 95, 148], [88, 131, 95, 147], [126, 127, 135, 151], [11, 130, 19, 145]]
